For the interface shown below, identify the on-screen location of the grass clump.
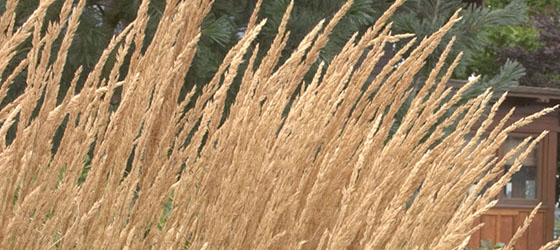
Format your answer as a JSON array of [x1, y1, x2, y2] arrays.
[[0, 0, 559, 249]]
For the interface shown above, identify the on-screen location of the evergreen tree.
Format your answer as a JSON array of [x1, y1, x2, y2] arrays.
[[389, 0, 528, 99], [0, 0, 153, 106], [0, 0, 380, 104], [0, 0, 532, 113], [470, 0, 560, 88]]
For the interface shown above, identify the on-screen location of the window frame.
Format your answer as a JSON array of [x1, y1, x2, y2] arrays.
[[495, 132, 544, 208]]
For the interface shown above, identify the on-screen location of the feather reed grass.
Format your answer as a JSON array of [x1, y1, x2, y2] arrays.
[[0, 0, 557, 249]]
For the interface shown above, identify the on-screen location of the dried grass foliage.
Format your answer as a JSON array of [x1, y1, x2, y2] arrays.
[[0, 0, 557, 249]]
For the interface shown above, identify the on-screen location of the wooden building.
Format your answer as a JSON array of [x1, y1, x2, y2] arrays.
[[446, 80, 560, 249]]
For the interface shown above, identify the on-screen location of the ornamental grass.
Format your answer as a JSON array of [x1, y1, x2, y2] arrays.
[[0, 0, 558, 249]]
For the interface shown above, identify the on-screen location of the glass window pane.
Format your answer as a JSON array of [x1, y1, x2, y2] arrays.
[[503, 165, 537, 199], [504, 137, 538, 166], [502, 136, 540, 200]]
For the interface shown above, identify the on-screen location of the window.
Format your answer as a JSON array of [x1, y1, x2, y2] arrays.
[[464, 133, 543, 204], [502, 136, 540, 200]]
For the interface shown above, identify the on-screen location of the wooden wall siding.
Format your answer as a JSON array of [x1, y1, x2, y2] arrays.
[[468, 209, 547, 250]]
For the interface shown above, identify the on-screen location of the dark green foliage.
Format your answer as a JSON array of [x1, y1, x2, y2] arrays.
[[55, 165, 67, 189], [463, 59, 525, 100], [258, 0, 378, 63], [2, 0, 529, 106], [391, 0, 527, 93], [77, 154, 91, 186], [1, 0, 535, 164], [51, 114, 69, 155], [378, 0, 528, 144], [470, 0, 560, 88], [158, 190, 174, 230], [465, 240, 505, 250], [1, 0, 152, 104], [497, 9, 560, 87]]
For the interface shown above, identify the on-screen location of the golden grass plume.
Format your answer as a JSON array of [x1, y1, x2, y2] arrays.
[[0, 0, 557, 249]]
